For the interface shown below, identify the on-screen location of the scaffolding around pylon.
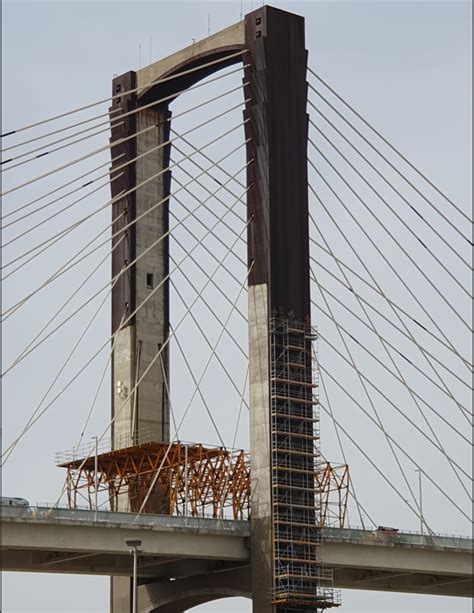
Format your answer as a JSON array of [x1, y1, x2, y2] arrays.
[[270, 315, 341, 610], [56, 434, 349, 529]]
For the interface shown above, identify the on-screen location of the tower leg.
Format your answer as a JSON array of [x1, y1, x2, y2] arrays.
[[244, 7, 311, 611], [109, 74, 171, 612]]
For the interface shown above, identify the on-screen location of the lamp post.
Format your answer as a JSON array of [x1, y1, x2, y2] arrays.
[[126, 539, 142, 613], [92, 436, 98, 522], [415, 468, 424, 535]]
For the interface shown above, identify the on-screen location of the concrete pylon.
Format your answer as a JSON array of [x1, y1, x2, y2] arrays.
[[244, 9, 311, 613], [109, 7, 311, 612], [109, 72, 172, 610]]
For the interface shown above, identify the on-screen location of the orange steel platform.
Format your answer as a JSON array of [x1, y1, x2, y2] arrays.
[[57, 439, 348, 525], [58, 440, 250, 518]]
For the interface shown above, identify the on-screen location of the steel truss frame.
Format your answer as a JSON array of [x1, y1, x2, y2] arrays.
[[58, 442, 250, 519]]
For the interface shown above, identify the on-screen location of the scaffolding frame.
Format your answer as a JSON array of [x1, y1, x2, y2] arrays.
[[58, 441, 250, 519], [270, 316, 340, 610]]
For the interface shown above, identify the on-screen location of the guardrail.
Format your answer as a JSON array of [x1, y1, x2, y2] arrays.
[[323, 526, 472, 550], [1, 504, 251, 535], [2, 506, 472, 551]]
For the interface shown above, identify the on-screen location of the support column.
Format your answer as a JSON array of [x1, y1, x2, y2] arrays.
[[244, 7, 311, 612], [109, 73, 171, 613]]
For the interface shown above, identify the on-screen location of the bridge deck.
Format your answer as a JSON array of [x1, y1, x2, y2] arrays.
[[1, 507, 472, 598]]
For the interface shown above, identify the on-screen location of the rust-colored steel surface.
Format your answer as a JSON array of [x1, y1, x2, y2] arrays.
[[58, 441, 348, 529], [58, 441, 250, 519], [317, 463, 350, 529]]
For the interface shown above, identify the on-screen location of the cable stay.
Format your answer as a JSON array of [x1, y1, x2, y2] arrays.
[[0, 50, 247, 139], [311, 252, 473, 427], [313, 268, 450, 518], [2, 181, 253, 463], [309, 122, 471, 292], [1, 88, 248, 201], [2, 104, 248, 263], [319, 372, 376, 529], [1, 256, 126, 465], [2, 83, 247, 231], [308, 69, 472, 231], [317, 396, 437, 531], [309, 197, 472, 427], [171, 251, 247, 373], [2, 161, 120, 230], [309, 209, 471, 425], [170, 273, 247, 358], [1, 79, 246, 174], [171, 143, 247, 230], [170, 279, 246, 447], [169, 210, 247, 322], [170, 168, 247, 267], [1, 181, 123, 282], [312, 272, 471, 498], [136, 260, 253, 518], [316, 322, 470, 448], [315, 279, 472, 400], [9, 234, 126, 374], [2, 122, 155, 197], [310, 244, 471, 372], [54, 234, 253, 513], [307, 175, 469, 358], [2, 122, 250, 312], [308, 143, 472, 331], [2, 161, 252, 375], [1, 120, 123, 172], [218, 364, 249, 517], [170, 129, 246, 193], [308, 102, 471, 270], [2, 176, 114, 253], [319, 372, 436, 533], [73, 310, 127, 460], [319, 366, 470, 522], [0, 153, 125, 223]]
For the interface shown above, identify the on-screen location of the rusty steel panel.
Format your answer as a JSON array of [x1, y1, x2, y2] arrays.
[[109, 71, 137, 333], [244, 7, 310, 321]]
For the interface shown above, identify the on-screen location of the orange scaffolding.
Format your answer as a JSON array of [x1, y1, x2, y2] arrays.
[[57, 439, 349, 529], [58, 440, 250, 519], [318, 463, 350, 529]]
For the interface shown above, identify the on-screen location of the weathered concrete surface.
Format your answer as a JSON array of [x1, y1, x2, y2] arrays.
[[133, 106, 170, 443], [1, 516, 250, 578], [112, 106, 171, 451], [248, 284, 273, 613], [142, 566, 251, 613], [136, 21, 244, 92], [2, 513, 472, 598], [111, 101, 172, 613], [112, 326, 134, 444]]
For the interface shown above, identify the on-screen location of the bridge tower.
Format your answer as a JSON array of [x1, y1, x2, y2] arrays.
[[108, 6, 338, 612]]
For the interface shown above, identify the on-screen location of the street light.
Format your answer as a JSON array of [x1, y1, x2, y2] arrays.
[[126, 539, 142, 613], [92, 436, 98, 522], [415, 468, 424, 535]]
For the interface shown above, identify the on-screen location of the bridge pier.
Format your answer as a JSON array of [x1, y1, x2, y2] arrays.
[[141, 566, 251, 613]]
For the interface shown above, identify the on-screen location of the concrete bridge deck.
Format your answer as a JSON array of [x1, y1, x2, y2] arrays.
[[1, 506, 472, 599]]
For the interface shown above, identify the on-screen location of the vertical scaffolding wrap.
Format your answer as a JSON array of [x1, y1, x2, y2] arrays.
[[270, 316, 339, 611]]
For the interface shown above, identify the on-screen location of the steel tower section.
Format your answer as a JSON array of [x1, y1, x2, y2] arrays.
[[244, 8, 337, 611]]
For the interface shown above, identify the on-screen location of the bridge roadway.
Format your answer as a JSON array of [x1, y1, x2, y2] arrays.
[[2, 506, 472, 607]]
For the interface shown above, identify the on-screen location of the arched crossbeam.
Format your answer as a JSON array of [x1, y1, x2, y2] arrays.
[[136, 22, 245, 105], [142, 566, 251, 613]]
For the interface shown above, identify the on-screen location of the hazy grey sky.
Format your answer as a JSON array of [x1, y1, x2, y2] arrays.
[[2, 1, 471, 612]]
